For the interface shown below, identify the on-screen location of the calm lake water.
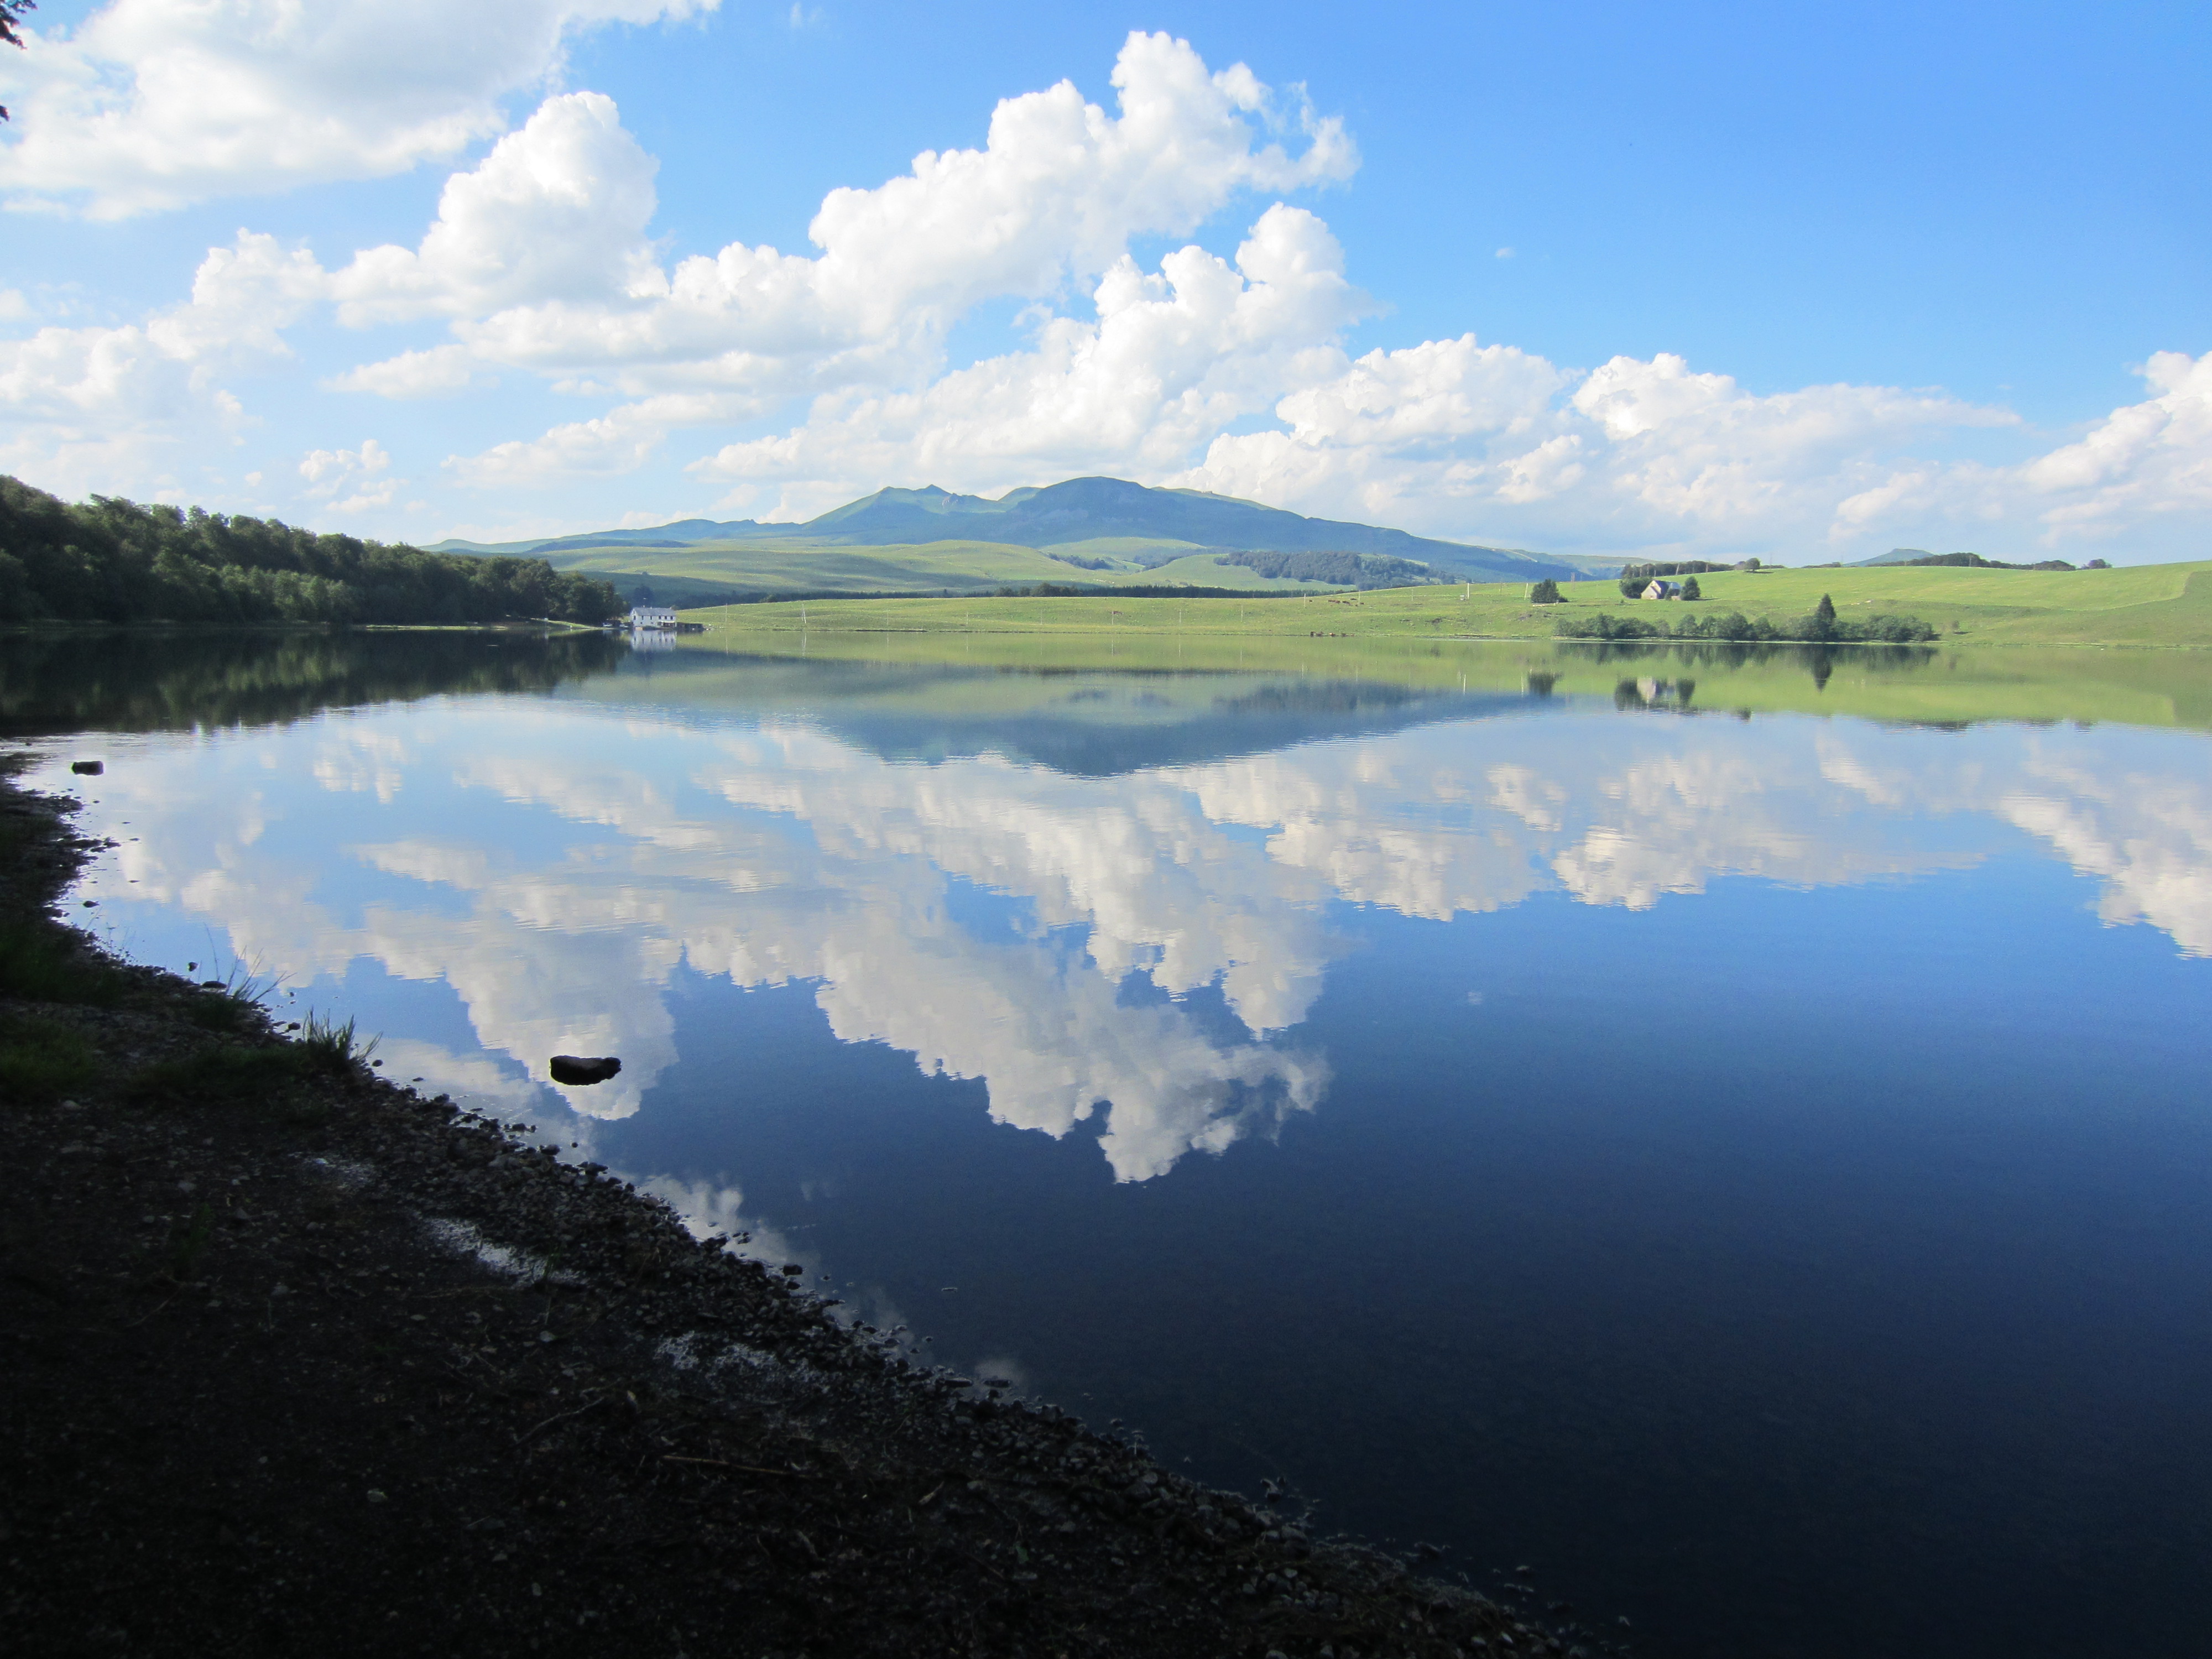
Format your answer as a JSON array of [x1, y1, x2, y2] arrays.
[[12, 630, 2212, 1657]]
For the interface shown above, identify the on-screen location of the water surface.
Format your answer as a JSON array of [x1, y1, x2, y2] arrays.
[[15, 631, 2212, 1658]]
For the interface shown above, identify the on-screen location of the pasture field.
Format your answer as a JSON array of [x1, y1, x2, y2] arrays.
[[682, 559, 2212, 648], [1677, 560, 2212, 646]]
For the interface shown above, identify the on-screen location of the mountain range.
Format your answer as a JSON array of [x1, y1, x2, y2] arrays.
[[430, 477, 1593, 597]]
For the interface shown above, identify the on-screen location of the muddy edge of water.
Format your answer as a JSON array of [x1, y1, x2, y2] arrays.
[[0, 753, 1608, 1659]]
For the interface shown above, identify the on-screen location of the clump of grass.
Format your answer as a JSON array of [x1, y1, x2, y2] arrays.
[[128, 1044, 312, 1104], [0, 1013, 98, 1101], [0, 919, 128, 1006], [128, 1009, 379, 1110], [298, 1010, 377, 1073], [181, 962, 280, 1034]]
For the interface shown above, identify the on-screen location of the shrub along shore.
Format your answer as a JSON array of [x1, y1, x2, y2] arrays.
[[0, 753, 1592, 1659]]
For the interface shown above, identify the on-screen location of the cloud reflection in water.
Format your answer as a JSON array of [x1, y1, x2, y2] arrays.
[[52, 696, 2212, 1184]]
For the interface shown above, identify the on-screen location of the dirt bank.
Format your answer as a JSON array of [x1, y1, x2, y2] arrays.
[[1, 753, 1610, 1659]]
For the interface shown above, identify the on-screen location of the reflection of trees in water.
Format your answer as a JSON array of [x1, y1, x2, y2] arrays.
[[1563, 640, 1937, 678], [0, 629, 628, 736]]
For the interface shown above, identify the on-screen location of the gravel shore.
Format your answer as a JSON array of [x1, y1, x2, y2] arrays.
[[2, 753, 1604, 1659]]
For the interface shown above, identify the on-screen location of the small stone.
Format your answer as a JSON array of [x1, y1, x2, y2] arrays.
[[71, 760, 104, 776], [366, 1489, 388, 1504], [538, 1330, 555, 1343]]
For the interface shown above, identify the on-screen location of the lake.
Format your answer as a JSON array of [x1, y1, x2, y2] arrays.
[[11, 628, 2211, 1657]]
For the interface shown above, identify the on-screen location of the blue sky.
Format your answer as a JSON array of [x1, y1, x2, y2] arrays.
[[2, 1, 2206, 561]]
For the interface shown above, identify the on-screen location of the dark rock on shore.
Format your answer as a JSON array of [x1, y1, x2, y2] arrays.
[[1, 753, 1590, 1659]]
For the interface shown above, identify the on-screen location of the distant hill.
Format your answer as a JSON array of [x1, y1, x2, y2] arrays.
[[429, 477, 1577, 587], [1854, 547, 2089, 573]]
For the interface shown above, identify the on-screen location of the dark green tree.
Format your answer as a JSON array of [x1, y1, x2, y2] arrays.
[[0, 475, 620, 624], [0, 2, 32, 123], [1529, 578, 1563, 604], [1681, 576, 1702, 600], [1806, 591, 1838, 641]]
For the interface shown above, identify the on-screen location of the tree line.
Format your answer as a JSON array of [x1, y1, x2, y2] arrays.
[[1214, 549, 1436, 588], [0, 477, 622, 625], [1557, 594, 1937, 643], [1892, 551, 2095, 571], [1618, 559, 1747, 580]]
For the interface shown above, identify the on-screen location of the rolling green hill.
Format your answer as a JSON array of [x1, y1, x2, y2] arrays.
[[531, 540, 1177, 597], [538, 540, 1334, 597], [430, 475, 1578, 590]]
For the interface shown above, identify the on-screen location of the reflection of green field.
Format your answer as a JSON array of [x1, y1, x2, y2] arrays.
[[685, 558, 2212, 647], [666, 629, 2212, 732]]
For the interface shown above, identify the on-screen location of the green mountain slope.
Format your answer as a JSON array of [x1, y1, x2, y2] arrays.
[[429, 476, 1576, 587], [542, 540, 1167, 597]]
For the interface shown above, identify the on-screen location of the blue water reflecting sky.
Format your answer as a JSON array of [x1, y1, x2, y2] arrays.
[[25, 648, 2212, 1657]]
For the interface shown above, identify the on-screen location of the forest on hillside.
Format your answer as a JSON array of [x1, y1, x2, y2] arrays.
[[1214, 549, 1437, 588], [0, 477, 620, 625]]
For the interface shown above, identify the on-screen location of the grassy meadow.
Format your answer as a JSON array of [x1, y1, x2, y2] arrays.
[[682, 557, 2212, 650], [658, 559, 2212, 732]]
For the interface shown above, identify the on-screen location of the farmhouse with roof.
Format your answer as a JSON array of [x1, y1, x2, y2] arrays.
[[1642, 579, 1682, 600]]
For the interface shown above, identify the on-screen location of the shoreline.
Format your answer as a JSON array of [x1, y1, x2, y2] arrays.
[[1, 754, 1590, 1658]]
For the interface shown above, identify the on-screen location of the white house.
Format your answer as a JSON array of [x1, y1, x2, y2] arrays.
[[627, 605, 679, 629], [1642, 580, 1682, 600]]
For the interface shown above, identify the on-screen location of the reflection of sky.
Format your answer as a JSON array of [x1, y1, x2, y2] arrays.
[[34, 700, 2212, 1189]]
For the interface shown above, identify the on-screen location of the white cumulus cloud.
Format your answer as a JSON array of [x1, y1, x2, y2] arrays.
[[0, 0, 719, 218], [299, 437, 399, 511], [688, 204, 1366, 515], [7, 20, 2210, 563], [0, 229, 324, 496], [333, 33, 1355, 416]]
